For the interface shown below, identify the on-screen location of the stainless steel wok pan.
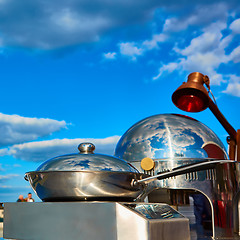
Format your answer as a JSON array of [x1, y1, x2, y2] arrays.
[[25, 170, 148, 202], [25, 144, 233, 202], [25, 143, 149, 202]]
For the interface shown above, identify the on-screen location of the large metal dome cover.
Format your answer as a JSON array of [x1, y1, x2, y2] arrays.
[[114, 114, 227, 162]]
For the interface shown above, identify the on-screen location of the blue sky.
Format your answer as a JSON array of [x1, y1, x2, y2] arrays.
[[0, 0, 239, 202]]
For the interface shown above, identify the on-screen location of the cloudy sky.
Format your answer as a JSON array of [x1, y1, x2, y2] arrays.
[[0, 0, 239, 202]]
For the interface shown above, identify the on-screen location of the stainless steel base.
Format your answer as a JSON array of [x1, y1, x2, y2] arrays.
[[3, 202, 190, 240]]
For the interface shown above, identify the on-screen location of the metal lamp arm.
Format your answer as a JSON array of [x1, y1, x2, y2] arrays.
[[207, 97, 239, 161], [208, 97, 237, 142]]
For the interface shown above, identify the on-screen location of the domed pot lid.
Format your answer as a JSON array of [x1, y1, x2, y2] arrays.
[[36, 142, 139, 173], [114, 114, 228, 162]]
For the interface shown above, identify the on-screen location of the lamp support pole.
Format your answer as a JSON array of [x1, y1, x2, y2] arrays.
[[208, 98, 236, 141], [172, 72, 239, 161], [237, 130, 240, 162], [228, 139, 236, 160], [208, 97, 238, 161]]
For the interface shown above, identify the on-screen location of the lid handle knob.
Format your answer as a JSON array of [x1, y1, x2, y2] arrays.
[[78, 143, 95, 154]]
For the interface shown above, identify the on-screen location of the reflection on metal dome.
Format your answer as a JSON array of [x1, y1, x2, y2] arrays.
[[114, 114, 228, 163]]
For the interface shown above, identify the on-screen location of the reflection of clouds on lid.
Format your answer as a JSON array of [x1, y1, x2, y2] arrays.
[[73, 160, 91, 169], [36, 153, 139, 172], [115, 114, 227, 162]]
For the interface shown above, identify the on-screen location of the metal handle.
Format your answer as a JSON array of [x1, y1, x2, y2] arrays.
[[24, 174, 29, 181], [135, 159, 235, 185], [78, 143, 95, 154]]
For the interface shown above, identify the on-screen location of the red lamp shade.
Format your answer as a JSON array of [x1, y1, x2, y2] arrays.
[[176, 94, 205, 112], [172, 72, 210, 113]]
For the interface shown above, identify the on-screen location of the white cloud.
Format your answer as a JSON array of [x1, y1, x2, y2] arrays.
[[223, 83, 240, 97], [0, 113, 67, 147], [119, 42, 143, 60], [0, 0, 165, 49], [148, 3, 240, 94], [2, 136, 120, 162], [13, 164, 21, 168], [153, 62, 179, 80], [51, 8, 111, 37], [222, 75, 240, 97], [0, 0, 238, 50], [163, 18, 181, 32], [153, 21, 239, 86], [230, 18, 240, 34], [52, 9, 81, 32], [180, 22, 226, 56], [118, 33, 168, 60], [142, 33, 167, 50], [103, 52, 117, 60], [0, 148, 8, 156], [115, 4, 238, 70], [163, 3, 229, 32], [230, 45, 240, 63], [0, 174, 20, 182]]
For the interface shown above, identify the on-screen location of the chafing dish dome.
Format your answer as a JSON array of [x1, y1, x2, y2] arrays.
[[114, 114, 228, 162], [36, 143, 139, 173]]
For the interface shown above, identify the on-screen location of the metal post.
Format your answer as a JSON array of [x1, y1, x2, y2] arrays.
[[228, 138, 237, 160], [208, 98, 238, 161], [237, 130, 240, 162]]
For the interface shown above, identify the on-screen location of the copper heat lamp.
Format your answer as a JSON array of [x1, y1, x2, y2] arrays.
[[172, 72, 240, 161]]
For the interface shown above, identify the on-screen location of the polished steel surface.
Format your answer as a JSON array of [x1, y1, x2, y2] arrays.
[[116, 203, 190, 240], [4, 202, 190, 240], [115, 114, 228, 162], [26, 159, 233, 202], [146, 161, 240, 239], [25, 170, 148, 201], [78, 142, 95, 154], [36, 142, 138, 173], [124, 202, 186, 219], [25, 142, 145, 201], [36, 153, 138, 172], [4, 202, 118, 240], [135, 159, 234, 184], [114, 114, 240, 239]]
